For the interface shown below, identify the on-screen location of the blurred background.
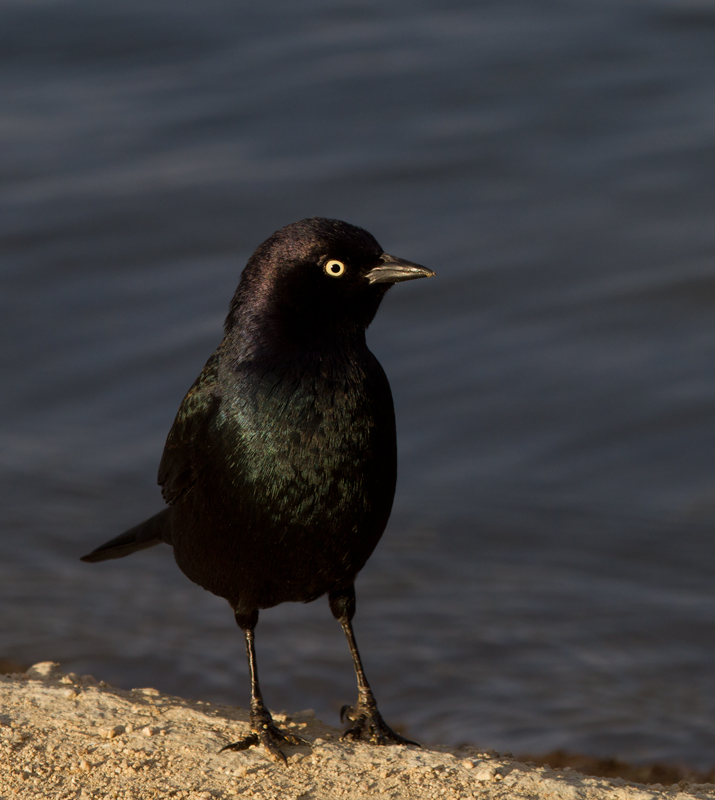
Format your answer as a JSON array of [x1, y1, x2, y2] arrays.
[[3, 0, 715, 771]]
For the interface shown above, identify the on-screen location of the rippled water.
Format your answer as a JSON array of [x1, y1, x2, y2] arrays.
[[3, 0, 715, 768]]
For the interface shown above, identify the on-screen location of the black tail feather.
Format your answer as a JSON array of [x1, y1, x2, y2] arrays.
[[80, 508, 171, 563]]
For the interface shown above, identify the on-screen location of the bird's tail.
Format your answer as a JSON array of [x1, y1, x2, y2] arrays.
[[80, 508, 171, 563]]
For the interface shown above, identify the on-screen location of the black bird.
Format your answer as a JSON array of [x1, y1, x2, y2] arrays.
[[81, 218, 434, 763]]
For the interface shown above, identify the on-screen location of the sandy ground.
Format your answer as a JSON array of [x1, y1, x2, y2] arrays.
[[2, 663, 714, 800]]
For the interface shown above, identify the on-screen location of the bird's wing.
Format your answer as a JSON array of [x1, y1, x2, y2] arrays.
[[158, 349, 222, 505]]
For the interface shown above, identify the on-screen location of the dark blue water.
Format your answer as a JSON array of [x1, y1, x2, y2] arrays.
[[3, 0, 715, 768]]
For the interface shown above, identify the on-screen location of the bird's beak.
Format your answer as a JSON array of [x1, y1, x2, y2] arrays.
[[366, 254, 435, 284]]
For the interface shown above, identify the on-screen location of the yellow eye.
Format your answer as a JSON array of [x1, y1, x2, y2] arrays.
[[324, 259, 346, 278]]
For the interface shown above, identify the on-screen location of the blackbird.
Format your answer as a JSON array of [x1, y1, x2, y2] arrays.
[[81, 217, 434, 762]]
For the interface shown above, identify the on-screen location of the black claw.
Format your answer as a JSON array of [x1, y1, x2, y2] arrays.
[[341, 724, 362, 741], [339, 704, 353, 723], [262, 733, 289, 765], [220, 733, 259, 753]]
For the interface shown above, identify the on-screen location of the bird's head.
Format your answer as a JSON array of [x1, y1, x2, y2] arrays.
[[226, 218, 434, 346]]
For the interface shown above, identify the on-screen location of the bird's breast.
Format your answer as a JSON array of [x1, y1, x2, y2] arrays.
[[211, 352, 396, 531]]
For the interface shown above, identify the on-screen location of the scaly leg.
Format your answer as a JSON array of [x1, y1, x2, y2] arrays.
[[329, 587, 418, 746], [220, 609, 308, 764]]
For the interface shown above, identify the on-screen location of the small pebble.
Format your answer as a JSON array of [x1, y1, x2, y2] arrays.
[[100, 725, 125, 739], [26, 662, 61, 679], [473, 765, 497, 783]]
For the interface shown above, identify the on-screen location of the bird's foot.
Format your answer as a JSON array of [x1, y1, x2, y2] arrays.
[[340, 696, 418, 746], [220, 706, 309, 764]]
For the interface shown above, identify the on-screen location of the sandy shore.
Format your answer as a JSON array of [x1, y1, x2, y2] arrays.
[[2, 663, 714, 800]]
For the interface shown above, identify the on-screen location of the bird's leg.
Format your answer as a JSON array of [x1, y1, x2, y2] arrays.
[[329, 587, 418, 746], [220, 609, 308, 764]]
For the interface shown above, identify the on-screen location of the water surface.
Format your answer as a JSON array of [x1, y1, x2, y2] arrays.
[[3, 0, 715, 768]]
